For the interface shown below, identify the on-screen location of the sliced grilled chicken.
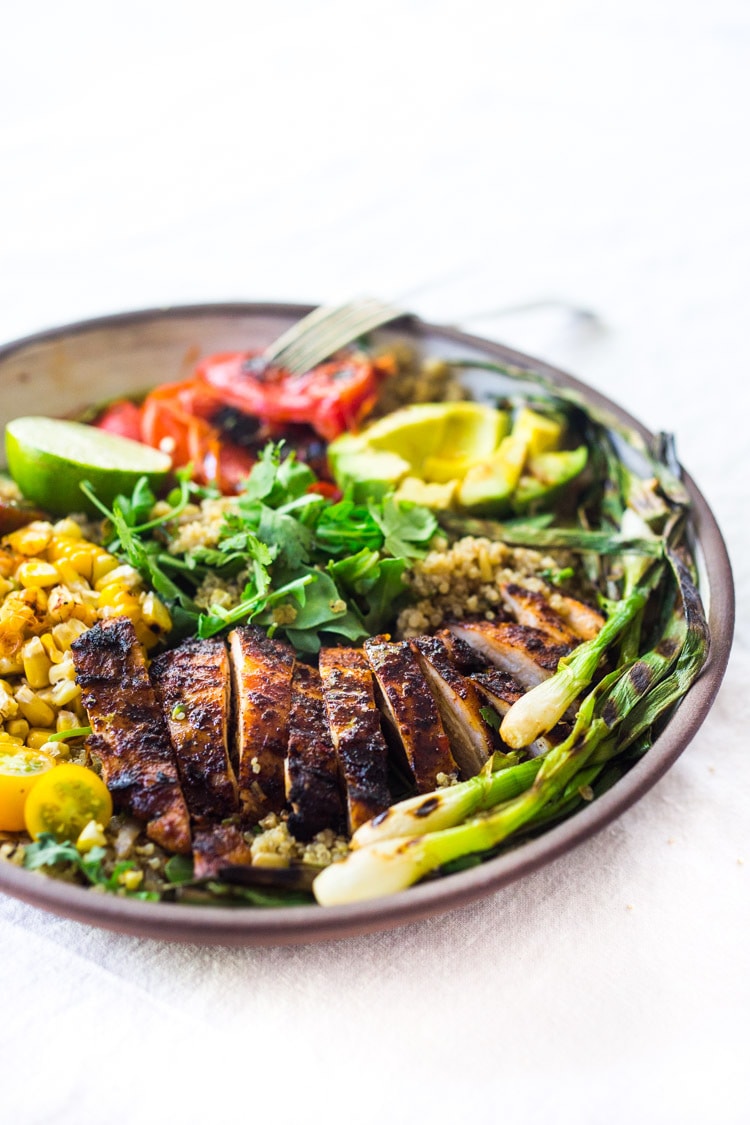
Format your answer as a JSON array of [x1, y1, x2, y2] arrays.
[[434, 628, 485, 673], [71, 617, 191, 855], [410, 634, 495, 777], [364, 635, 457, 792], [499, 583, 579, 646], [448, 621, 572, 690], [471, 669, 563, 757], [228, 625, 295, 823], [548, 592, 605, 640], [192, 824, 254, 880], [150, 638, 238, 824], [318, 646, 391, 833], [285, 663, 344, 840]]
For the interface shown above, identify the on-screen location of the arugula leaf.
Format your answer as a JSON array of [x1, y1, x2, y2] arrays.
[[368, 496, 438, 559]]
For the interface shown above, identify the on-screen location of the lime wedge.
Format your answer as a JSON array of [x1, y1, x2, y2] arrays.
[[5, 417, 172, 515]]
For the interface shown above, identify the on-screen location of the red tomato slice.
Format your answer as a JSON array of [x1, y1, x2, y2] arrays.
[[94, 400, 144, 442], [196, 351, 383, 441]]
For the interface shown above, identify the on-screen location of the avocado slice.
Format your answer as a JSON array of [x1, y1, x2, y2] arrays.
[[457, 433, 528, 513], [511, 407, 564, 456], [394, 475, 459, 509], [327, 434, 411, 502], [512, 446, 589, 511]]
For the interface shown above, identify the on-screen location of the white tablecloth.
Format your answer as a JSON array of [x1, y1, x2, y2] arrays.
[[1, 3, 747, 1123]]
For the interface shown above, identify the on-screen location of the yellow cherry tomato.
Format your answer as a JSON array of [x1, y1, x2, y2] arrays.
[[0, 744, 56, 832], [24, 762, 113, 842]]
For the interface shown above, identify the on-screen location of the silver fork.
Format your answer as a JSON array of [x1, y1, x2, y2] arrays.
[[263, 297, 405, 376]]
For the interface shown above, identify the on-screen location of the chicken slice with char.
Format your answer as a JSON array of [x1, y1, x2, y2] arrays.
[[448, 620, 572, 690], [470, 669, 568, 757], [151, 638, 246, 878], [285, 663, 344, 840], [364, 635, 457, 792], [71, 617, 191, 855], [318, 646, 391, 834], [410, 634, 495, 778], [548, 592, 605, 640], [228, 625, 296, 824], [150, 638, 238, 823], [499, 583, 579, 646]]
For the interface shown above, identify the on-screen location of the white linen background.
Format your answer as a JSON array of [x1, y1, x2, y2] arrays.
[[1, 2, 747, 1123]]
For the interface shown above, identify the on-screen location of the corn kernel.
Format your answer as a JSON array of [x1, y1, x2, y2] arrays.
[[0, 686, 19, 721], [40, 634, 66, 664], [133, 622, 159, 650], [91, 553, 119, 586], [76, 820, 108, 853], [53, 519, 84, 540], [6, 522, 53, 556], [48, 656, 75, 684], [6, 718, 29, 741], [15, 686, 56, 728], [16, 560, 61, 589], [27, 728, 55, 750], [141, 591, 172, 634], [0, 658, 24, 676], [0, 731, 23, 745], [55, 709, 79, 733], [53, 558, 89, 590], [119, 869, 144, 891], [52, 619, 88, 649], [22, 636, 52, 688], [95, 565, 142, 593], [46, 679, 81, 708]]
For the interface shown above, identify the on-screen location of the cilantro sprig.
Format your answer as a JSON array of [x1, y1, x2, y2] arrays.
[[84, 442, 438, 653], [24, 834, 159, 900]]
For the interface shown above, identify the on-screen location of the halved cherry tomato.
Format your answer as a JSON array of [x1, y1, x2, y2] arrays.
[[94, 400, 144, 442], [0, 744, 55, 832], [140, 379, 226, 486], [196, 351, 385, 441], [24, 762, 113, 842]]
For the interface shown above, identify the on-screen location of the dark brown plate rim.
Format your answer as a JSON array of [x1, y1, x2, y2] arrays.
[[0, 301, 735, 945]]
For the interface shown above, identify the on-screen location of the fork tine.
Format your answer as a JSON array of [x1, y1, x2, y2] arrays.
[[262, 301, 353, 365], [271, 298, 404, 375]]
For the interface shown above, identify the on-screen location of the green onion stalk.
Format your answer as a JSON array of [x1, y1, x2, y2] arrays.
[[313, 551, 708, 906]]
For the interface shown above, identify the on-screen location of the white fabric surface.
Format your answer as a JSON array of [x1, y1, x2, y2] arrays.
[[1, 3, 747, 1123]]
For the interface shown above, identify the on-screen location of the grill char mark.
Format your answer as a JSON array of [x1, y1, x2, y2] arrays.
[[410, 634, 495, 777], [364, 635, 457, 791], [71, 617, 191, 855], [318, 646, 391, 834], [285, 663, 345, 840], [228, 625, 295, 823]]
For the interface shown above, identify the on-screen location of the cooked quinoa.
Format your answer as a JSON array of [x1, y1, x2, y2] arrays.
[[396, 536, 569, 637]]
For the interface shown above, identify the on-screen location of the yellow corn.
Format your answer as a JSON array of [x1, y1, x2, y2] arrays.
[[55, 709, 79, 733], [22, 636, 52, 688], [48, 656, 75, 684], [52, 619, 88, 650], [53, 558, 88, 590], [45, 679, 81, 709], [15, 560, 61, 589], [133, 621, 159, 649], [6, 522, 53, 556], [95, 564, 142, 593], [91, 553, 119, 586], [141, 591, 172, 634], [6, 718, 29, 741], [27, 728, 55, 750], [0, 657, 24, 676], [0, 730, 23, 746], [53, 518, 84, 540], [40, 634, 66, 664], [0, 685, 19, 721], [15, 685, 56, 728]]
